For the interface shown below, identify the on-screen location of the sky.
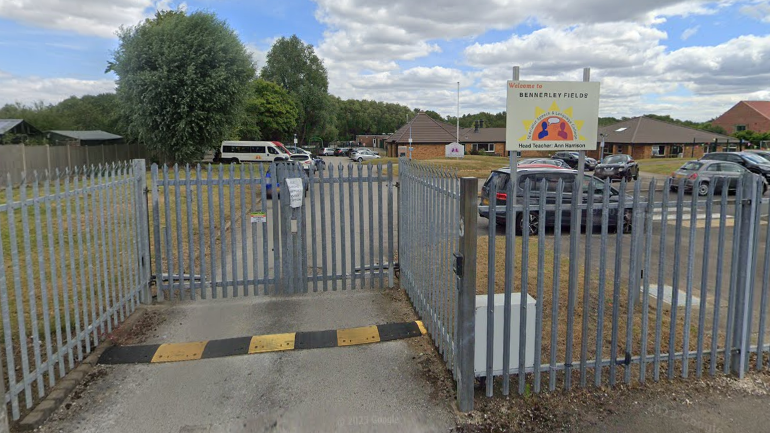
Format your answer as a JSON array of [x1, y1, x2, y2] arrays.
[[0, 0, 769, 122]]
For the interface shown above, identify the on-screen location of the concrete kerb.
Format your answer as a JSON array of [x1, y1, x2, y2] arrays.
[[16, 306, 154, 431]]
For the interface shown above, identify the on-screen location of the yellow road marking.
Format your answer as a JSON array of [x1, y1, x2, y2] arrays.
[[416, 321, 427, 335], [151, 341, 207, 363], [249, 333, 295, 353], [337, 325, 380, 346]]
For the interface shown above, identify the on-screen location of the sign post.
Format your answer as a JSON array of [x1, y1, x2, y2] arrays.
[[446, 142, 464, 158], [505, 68, 599, 392]]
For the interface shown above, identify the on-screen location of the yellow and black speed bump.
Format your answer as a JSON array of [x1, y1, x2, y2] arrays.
[[98, 321, 426, 365]]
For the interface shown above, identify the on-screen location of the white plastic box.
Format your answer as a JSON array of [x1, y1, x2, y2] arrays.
[[474, 293, 537, 377]]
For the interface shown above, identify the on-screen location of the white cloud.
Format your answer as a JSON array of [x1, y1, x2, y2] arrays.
[[464, 23, 667, 73], [681, 25, 700, 40], [0, 0, 184, 38], [740, 1, 770, 22], [245, 43, 268, 71], [0, 73, 116, 106], [313, 0, 743, 120]]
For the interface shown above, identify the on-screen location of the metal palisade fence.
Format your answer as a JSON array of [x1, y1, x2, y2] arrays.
[[401, 160, 770, 411], [150, 161, 396, 299], [0, 160, 151, 421], [398, 160, 479, 410], [481, 170, 770, 407]]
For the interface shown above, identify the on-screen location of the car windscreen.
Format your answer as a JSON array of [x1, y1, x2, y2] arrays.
[[680, 161, 703, 171], [518, 173, 575, 193], [602, 155, 627, 164], [742, 153, 769, 164]]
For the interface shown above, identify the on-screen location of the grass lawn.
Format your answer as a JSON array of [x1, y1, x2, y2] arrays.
[[0, 162, 263, 411], [637, 158, 690, 176]]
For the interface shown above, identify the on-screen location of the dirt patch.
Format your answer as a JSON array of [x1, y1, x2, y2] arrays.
[[455, 371, 770, 432], [107, 307, 167, 346]]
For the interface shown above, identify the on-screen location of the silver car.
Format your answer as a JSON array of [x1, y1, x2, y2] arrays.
[[669, 160, 768, 196], [351, 149, 381, 162]]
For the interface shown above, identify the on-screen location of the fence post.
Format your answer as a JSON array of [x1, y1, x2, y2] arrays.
[[456, 177, 477, 412], [0, 357, 8, 433], [731, 173, 758, 377], [133, 159, 153, 304]]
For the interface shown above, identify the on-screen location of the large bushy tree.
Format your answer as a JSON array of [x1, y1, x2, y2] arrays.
[[260, 35, 329, 145], [108, 10, 254, 163], [232, 79, 298, 141]]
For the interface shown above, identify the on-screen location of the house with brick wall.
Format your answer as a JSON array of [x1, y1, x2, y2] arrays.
[[355, 134, 391, 148], [711, 101, 770, 135], [385, 112, 461, 158], [597, 116, 739, 161], [385, 113, 547, 159]]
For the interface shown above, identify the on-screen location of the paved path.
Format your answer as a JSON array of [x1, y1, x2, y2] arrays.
[[38, 291, 455, 433]]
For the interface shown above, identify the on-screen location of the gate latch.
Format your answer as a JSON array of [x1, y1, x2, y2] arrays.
[[453, 252, 464, 278]]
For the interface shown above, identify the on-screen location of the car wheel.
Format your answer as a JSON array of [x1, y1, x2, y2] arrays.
[[612, 208, 634, 234], [622, 209, 633, 233], [358, 157, 363, 162], [697, 182, 709, 197], [516, 212, 539, 235]]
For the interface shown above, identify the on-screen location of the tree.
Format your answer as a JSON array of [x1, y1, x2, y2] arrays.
[[260, 35, 329, 145], [233, 79, 298, 141], [107, 10, 254, 163]]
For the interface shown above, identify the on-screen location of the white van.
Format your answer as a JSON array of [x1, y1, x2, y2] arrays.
[[218, 141, 291, 163]]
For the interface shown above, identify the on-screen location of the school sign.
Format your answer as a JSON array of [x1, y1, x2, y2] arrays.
[[506, 81, 600, 151]]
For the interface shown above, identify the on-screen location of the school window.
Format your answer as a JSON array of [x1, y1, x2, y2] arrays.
[[736, 125, 747, 132], [473, 143, 494, 152]]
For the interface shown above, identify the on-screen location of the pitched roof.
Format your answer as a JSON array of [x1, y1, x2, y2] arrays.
[[49, 130, 123, 140], [460, 127, 506, 143], [742, 101, 770, 120], [598, 116, 737, 144], [0, 119, 24, 134], [387, 112, 459, 144]]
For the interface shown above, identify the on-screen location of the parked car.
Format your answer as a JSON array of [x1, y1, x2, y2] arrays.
[[517, 158, 570, 168], [551, 151, 580, 168], [700, 151, 770, 183], [571, 152, 598, 171], [218, 141, 290, 163], [593, 154, 639, 181], [351, 149, 381, 162], [669, 160, 768, 196], [286, 146, 312, 156], [347, 147, 369, 157], [334, 147, 351, 156], [322, 147, 337, 156], [289, 154, 315, 172], [746, 150, 770, 163], [478, 166, 632, 234]]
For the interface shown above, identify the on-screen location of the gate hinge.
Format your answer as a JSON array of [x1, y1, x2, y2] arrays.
[[741, 198, 752, 206]]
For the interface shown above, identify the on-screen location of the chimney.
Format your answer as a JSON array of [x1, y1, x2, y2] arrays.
[[480, 119, 485, 129], [474, 120, 479, 132]]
